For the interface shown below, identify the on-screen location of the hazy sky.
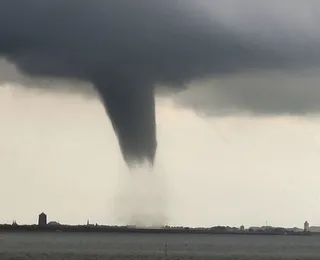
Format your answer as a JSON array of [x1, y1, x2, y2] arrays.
[[1, 84, 320, 229], [2, 0, 320, 230]]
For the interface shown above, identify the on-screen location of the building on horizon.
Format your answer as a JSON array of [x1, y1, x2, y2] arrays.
[[304, 221, 309, 232], [48, 221, 59, 225], [86, 219, 94, 227], [38, 212, 47, 227]]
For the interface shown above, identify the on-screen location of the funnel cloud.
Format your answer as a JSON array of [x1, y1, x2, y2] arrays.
[[1, 0, 320, 165]]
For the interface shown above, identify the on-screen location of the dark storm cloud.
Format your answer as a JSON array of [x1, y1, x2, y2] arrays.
[[1, 0, 320, 165], [175, 69, 320, 116]]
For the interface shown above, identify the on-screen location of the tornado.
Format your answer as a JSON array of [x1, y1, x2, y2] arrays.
[[2, 1, 320, 168], [94, 79, 157, 166]]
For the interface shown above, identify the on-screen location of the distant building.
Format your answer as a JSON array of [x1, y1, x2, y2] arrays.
[[38, 212, 47, 227], [309, 226, 320, 232], [304, 221, 310, 232], [287, 227, 303, 233], [12, 220, 18, 226], [86, 219, 94, 227], [47, 221, 60, 227], [240, 225, 245, 231]]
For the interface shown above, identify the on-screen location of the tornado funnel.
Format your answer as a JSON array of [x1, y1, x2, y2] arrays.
[[95, 80, 157, 167]]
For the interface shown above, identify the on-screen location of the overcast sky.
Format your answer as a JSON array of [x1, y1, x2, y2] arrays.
[[1, 84, 320, 229], [2, 0, 320, 229]]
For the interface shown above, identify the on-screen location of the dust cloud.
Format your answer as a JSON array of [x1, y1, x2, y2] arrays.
[[113, 162, 169, 228]]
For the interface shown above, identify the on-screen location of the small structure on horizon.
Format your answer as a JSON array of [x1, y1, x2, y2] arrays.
[[240, 225, 245, 231], [86, 219, 94, 227], [12, 220, 18, 226], [47, 221, 60, 227], [38, 212, 47, 227], [304, 221, 310, 232]]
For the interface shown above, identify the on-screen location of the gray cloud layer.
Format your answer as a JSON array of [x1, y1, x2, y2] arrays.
[[1, 0, 320, 164]]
